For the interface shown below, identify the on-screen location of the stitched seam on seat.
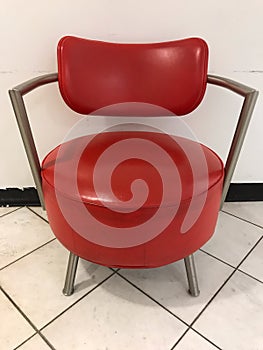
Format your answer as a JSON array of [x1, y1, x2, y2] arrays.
[[42, 170, 224, 209]]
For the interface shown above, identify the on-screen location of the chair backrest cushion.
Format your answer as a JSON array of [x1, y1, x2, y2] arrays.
[[57, 36, 208, 116]]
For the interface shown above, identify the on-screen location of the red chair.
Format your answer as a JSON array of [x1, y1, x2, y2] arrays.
[[9, 36, 258, 297]]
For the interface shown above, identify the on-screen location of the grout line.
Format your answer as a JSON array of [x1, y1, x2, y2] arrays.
[[237, 267, 263, 285], [115, 271, 189, 327], [27, 206, 49, 224], [37, 332, 56, 350], [0, 206, 23, 218], [39, 270, 118, 332], [14, 332, 56, 350], [109, 267, 121, 272], [1, 268, 119, 348], [188, 269, 237, 328], [188, 234, 263, 329], [170, 327, 191, 350], [0, 286, 56, 350], [235, 234, 263, 271], [170, 327, 222, 350], [199, 249, 235, 269], [188, 328, 222, 349], [13, 334, 36, 350], [0, 238, 56, 271], [117, 272, 222, 350], [200, 241, 263, 286], [200, 250, 263, 287], [222, 209, 263, 230], [0, 290, 40, 346]]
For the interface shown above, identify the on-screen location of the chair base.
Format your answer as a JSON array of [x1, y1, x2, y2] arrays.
[[63, 252, 79, 296], [62, 251, 200, 297], [184, 254, 200, 297]]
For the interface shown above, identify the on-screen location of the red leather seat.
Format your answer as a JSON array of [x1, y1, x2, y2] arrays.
[[42, 130, 224, 268]]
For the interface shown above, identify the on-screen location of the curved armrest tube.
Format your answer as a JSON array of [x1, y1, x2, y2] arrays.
[[208, 74, 259, 206], [9, 73, 58, 209], [207, 74, 257, 97], [11, 73, 58, 96]]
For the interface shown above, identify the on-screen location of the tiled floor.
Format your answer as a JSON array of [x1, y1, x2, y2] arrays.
[[0, 203, 262, 350]]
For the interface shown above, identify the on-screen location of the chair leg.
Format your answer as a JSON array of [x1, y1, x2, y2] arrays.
[[184, 254, 200, 297], [63, 252, 79, 296]]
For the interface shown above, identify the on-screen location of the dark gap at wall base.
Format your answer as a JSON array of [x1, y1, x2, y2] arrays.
[[0, 188, 40, 207], [0, 184, 263, 207], [226, 183, 263, 202]]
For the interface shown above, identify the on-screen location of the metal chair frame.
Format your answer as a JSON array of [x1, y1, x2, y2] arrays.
[[9, 73, 258, 297]]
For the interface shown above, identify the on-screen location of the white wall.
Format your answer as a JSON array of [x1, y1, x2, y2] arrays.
[[0, 0, 262, 187]]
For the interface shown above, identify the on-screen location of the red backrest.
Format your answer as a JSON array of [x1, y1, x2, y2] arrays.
[[57, 36, 208, 116]]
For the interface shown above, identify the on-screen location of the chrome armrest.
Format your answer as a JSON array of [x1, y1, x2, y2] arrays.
[[207, 74, 259, 208], [9, 73, 58, 209]]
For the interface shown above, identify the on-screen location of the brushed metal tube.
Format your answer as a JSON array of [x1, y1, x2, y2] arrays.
[[14, 73, 58, 95], [207, 74, 256, 96], [9, 73, 58, 209], [184, 254, 200, 297], [9, 89, 45, 208], [63, 252, 79, 296], [220, 91, 259, 206], [207, 75, 259, 207]]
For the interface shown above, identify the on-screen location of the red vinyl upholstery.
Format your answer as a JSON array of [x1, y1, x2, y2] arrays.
[[41, 36, 224, 268], [57, 36, 208, 116], [42, 131, 224, 268]]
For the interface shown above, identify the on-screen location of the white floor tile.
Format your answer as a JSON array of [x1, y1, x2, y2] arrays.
[[175, 330, 218, 349], [18, 335, 50, 350], [223, 202, 263, 227], [0, 290, 34, 350], [0, 240, 112, 328], [0, 206, 19, 217], [239, 239, 263, 282], [119, 250, 233, 324], [202, 212, 263, 266], [42, 274, 186, 350], [194, 271, 263, 350], [0, 207, 54, 269], [28, 207, 48, 221]]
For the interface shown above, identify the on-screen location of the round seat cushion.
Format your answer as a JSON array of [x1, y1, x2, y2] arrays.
[[42, 131, 224, 268]]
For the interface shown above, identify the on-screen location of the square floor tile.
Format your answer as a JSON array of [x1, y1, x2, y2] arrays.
[[175, 330, 218, 349], [17, 335, 51, 349], [239, 239, 263, 282], [0, 240, 112, 328], [119, 250, 233, 324], [42, 274, 187, 350], [223, 202, 263, 228], [0, 206, 19, 217], [202, 212, 263, 266], [28, 207, 48, 221], [0, 207, 54, 269], [0, 290, 34, 350], [194, 271, 263, 350]]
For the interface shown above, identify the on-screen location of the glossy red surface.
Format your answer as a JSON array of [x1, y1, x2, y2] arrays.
[[58, 36, 208, 116], [42, 132, 223, 207], [42, 131, 224, 267], [42, 36, 224, 268]]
